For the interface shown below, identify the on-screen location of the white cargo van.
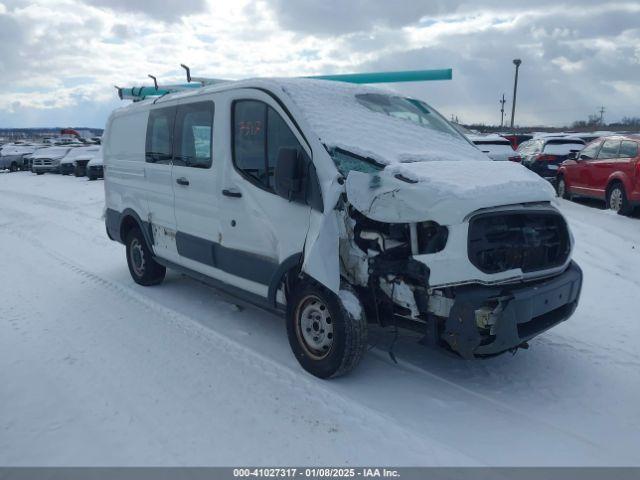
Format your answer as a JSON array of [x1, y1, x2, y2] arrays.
[[104, 79, 582, 378]]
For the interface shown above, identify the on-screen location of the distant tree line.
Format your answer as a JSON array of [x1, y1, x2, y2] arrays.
[[462, 116, 640, 134]]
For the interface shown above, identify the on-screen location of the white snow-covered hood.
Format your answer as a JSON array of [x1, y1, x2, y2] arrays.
[[346, 160, 557, 224]]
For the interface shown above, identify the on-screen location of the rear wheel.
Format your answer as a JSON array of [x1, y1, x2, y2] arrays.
[[286, 282, 367, 378], [607, 183, 632, 215], [9, 162, 18, 172], [125, 228, 166, 286]]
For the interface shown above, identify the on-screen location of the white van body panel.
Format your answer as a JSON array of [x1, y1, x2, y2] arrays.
[[105, 78, 573, 301], [104, 108, 149, 224]]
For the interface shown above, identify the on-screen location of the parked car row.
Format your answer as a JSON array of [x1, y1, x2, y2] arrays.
[[464, 130, 639, 216], [0, 142, 103, 179]]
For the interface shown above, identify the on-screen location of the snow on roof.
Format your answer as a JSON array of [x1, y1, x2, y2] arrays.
[[274, 79, 487, 165], [32, 146, 72, 158], [466, 134, 511, 144]]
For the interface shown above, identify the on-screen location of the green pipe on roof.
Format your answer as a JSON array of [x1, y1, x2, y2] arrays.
[[118, 68, 453, 100], [304, 68, 452, 84]]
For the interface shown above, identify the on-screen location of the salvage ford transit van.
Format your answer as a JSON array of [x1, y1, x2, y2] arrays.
[[104, 78, 583, 378]]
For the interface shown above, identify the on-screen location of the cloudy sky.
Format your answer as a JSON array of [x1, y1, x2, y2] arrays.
[[0, 0, 638, 128]]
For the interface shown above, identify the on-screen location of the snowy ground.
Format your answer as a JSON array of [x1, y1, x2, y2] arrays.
[[1, 171, 639, 466]]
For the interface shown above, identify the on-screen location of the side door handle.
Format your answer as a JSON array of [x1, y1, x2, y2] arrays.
[[222, 189, 242, 198], [176, 177, 189, 186]]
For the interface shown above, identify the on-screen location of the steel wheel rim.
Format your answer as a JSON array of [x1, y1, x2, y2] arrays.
[[130, 238, 146, 277], [610, 188, 623, 212], [295, 295, 334, 360]]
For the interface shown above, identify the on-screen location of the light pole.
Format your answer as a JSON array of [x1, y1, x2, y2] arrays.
[[510, 59, 522, 129]]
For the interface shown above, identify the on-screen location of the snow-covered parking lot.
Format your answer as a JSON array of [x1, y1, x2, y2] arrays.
[[1, 171, 639, 466]]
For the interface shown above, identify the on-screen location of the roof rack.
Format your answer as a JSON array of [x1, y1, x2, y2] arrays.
[[115, 66, 452, 102]]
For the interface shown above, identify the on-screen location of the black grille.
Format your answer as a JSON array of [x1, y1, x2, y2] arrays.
[[468, 211, 570, 274]]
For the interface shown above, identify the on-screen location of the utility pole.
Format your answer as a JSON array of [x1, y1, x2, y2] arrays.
[[599, 106, 605, 126], [500, 93, 506, 128], [510, 59, 522, 129]]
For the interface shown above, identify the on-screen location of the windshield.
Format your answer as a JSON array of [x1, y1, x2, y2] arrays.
[[356, 93, 466, 141], [278, 79, 489, 171]]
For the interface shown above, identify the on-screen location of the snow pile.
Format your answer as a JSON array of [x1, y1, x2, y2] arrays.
[[388, 160, 556, 200], [87, 147, 104, 166], [338, 289, 363, 320], [275, 79, 488, 165]]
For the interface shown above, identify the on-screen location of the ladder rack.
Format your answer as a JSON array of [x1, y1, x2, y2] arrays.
[[115, 66, 452, 102]]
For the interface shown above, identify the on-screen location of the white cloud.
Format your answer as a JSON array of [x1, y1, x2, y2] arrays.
[[0, 0, 639, 127]]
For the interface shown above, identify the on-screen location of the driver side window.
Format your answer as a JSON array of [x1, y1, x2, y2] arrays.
[[233, 99, 307, 190]]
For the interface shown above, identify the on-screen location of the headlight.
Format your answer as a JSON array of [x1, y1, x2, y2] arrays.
[[416, 221, 448, 254]]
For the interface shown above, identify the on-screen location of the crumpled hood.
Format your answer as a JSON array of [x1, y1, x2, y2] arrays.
[[345, 160, 557, 224]]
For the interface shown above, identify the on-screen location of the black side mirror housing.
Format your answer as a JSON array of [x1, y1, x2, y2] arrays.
[[567, 151, 578, 160], [275, 147, 304, 200]]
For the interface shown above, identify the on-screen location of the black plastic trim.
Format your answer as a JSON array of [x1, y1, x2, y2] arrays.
[[175, 231, 278, 285], [267, 253, 302, 307], [153, 257, 284, 316]]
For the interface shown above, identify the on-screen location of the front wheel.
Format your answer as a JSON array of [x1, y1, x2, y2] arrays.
[[556, 176, 570, 199], [607, 183, 632, 216], [125, 228, 166, 286], [286, 282, 367, 378]]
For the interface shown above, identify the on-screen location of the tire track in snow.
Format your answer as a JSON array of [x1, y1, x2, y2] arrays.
[[1, 225, 473, 465], [2, 180, 631, 464], [3, 223, 622, 464]]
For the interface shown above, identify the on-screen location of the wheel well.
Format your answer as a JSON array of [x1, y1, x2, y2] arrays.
[[120, 215, 139, 243], [606, 179, 623, 196]]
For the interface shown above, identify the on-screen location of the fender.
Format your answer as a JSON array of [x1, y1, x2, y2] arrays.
[[606, 171, 632, 193], [106, 207, 154, 249], [267, 253, 303, 307]]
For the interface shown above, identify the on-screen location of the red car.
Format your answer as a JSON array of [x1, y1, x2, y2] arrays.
[[556, 135, 640, 215]]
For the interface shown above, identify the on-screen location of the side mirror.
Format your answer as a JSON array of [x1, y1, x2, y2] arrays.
[[567, 151, 578, 160], [275, 147, 305, 200]]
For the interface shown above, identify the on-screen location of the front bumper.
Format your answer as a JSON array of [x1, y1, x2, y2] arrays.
[[524, 161, 559, 182], [443, 261, 583, 358], [87, 164, 104, 178], [60, 163, 74, 175], [32, 165, 60, 173]]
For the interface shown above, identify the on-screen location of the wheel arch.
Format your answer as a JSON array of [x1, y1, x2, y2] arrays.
[[267, 253, 303, 308], [106, 208, 154, 248], [606, 172, 631, 195]]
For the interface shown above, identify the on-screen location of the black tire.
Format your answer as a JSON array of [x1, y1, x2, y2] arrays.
[[74, 166, 84, 177], [556, 175, 570, 199], [88, 174, 96, 181], [607, 182, 632, 216], [9, 162, 18, 172], [125, 228, 166, 286], [36, 172, 44, 175], [286, 282, 367, 378]]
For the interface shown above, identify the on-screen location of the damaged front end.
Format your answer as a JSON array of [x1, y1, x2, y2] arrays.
[[336, 164, 583, 359]]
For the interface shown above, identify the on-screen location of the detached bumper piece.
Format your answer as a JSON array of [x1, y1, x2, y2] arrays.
[[443, 261, 583, 358]]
